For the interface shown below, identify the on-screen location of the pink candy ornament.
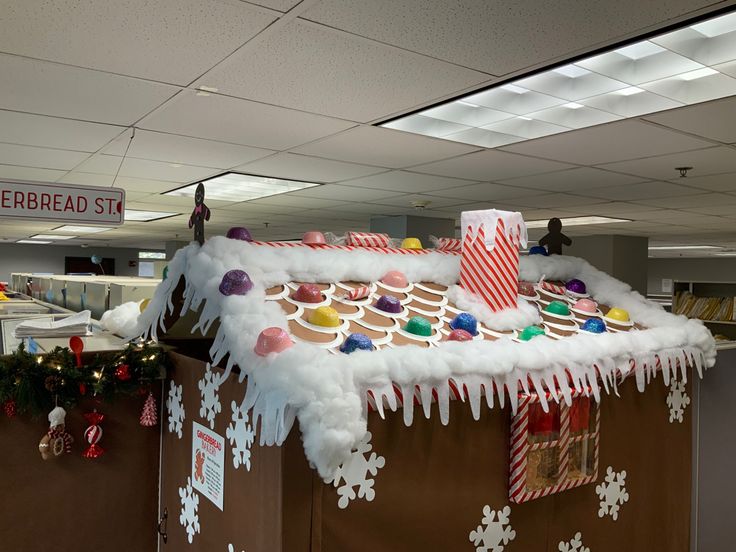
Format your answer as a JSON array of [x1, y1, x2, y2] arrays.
[[254, 327, 293, 357], [573, 298, 597, 313], [448, 329, 474, 342], [381, 270, 408, 288], [293, 284, 322, 303], [302, 231, 326, 245]]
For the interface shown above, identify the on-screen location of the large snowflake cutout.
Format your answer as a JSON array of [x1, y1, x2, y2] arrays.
[[558, 532, 590, 552], [179, 476, 200, 544], [596, 466, 629, 521], [227, 545, 244, 552], [226, 400, 255, 470], [666, 380, 690, 423], [166, 380, 185, 439], [469, 505, 516, 552], [327, 431, 385, 509], [198, 363, 222, 429]]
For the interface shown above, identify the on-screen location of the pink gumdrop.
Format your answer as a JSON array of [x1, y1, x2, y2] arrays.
[[254, 327, 293, 356], [381, 270, 408, 288], [293, 284, 322, 303], [573, 298, 597, 313], [448, 329, 474, 342]]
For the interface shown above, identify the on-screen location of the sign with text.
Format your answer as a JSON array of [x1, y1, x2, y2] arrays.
[[191, 421, 225, 511], [0, 180, 124, 225]]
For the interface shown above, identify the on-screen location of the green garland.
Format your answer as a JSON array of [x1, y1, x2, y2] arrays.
[[0, 341, 167, 416]]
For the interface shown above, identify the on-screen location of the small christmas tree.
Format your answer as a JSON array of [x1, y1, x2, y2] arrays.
[[140, 392, 158, 427]]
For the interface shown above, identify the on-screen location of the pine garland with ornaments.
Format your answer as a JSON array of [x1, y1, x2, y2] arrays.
[[0, 340, 167, 418]]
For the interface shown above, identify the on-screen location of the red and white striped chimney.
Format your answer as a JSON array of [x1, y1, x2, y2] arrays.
[[459, 209, 527, 312]]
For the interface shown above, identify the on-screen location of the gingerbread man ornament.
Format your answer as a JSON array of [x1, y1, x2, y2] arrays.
[[188, 183, 211, 245]]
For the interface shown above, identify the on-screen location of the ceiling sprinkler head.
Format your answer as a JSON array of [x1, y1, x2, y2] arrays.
[[412, 200, 430, 210], [675, 166, 693, 177]]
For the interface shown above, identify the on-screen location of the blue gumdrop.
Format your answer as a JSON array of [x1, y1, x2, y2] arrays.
[[340, 333, 373, 354], [529, 245, 549, 256], [581, 318, 606, 334], [449, 312, 479, 336]]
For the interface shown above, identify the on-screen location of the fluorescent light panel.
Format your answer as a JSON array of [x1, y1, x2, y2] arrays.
[[648, 245, 721, 250], [17, 239, 52, 244], [381, 9, 736, 146], [53, 225, 112, 234], [125, 209, 179, 222], [525, 216, 631, 229], [30, 234, 78, 240], [164, 172, 320, 202]]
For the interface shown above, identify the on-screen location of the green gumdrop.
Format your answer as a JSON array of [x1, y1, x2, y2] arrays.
[[162, 266, 169, 280], [544, 300, 570, 316], [519, 325, 545, 341], [404, 316, 432, 337]]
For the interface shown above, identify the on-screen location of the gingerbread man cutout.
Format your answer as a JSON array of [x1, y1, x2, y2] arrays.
[[539, 217, 572, 255], [194, 449, 206, 483], [188, 183, 211, 245]]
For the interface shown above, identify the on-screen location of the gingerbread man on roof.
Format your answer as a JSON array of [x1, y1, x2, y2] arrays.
[[189, 183, 211, 245], [539, 217, 572, 255]]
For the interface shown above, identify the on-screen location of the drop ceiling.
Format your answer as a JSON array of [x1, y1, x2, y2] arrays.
[[0, 0, 735, 254]]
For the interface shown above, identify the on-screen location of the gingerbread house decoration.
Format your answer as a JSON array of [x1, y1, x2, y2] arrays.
[[103, 209, 714, 551]]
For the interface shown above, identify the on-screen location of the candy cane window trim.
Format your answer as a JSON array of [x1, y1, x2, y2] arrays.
[[509, 390, 600, 504]]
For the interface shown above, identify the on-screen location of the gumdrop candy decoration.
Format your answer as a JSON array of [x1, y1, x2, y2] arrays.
[[140, 392, 158, 427], [544, 301, 570, 316], [219, 270, 253, 296], [449, 313, 478, 336], [293, 284, 322, 303], [401, 237, 422, 250], [565, 278, 587, 295], [302, 231, 326, 245], [606, 307, 630, 322], [573, 298, 598, 313], [308, 306, 340, 328], [403, 316, 432, 337], [519, 325, 545, 341], [38, 406, 73, 460], [188, 182, 211, 246], [581, 318, 606, 334], [82, 411, 105, 459], [254, 327, 293, 356], [226, 227, 253, 242], [448, 329, 473, 342], [529, 245, 548, 256], [340, 333, 373, 354], [375, 295, 402, 314], [380, 270, 408, 288]]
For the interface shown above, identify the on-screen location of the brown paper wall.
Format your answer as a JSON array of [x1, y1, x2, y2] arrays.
[[0, 386, 161, 552]]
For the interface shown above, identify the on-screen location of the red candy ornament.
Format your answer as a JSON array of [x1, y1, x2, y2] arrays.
[[3, 399, 16, 418], [115, 364, 131, 381], [82, 411, 105, 459]]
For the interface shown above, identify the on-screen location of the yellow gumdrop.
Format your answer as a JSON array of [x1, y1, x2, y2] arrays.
[[308, 306, 340, 327], [401, 237, 422, 250], [606, 307, 630, 322], [139, 298, 151, 313]]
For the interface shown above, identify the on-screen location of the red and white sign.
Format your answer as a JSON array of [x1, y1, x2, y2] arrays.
[[0, 180, 125, 225]]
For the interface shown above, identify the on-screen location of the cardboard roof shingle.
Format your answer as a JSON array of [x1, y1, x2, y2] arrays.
[[102, 234, 715, 479]]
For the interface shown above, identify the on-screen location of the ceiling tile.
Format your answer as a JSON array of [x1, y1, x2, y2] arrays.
[[680, 202, 736, 216], [597, 146, 736, 179], [633, 192, 736, 209], [197, 19, 488, 122], [140, 90, 354, 150], [0, 111, 124, 152], [500, 120, 713, 165], [581, 181, 704, 201], [377, 194, 469, 209], [0, 0, 276, 84], [292, 126, 479, 168], [243, 0, 301, 11], [73, 155, 217, 183], [498, 167, 646, 192], [234, 153, 385, 183], [674, 171, 736, 192], [338, 170, 476, 193], [102, 130, 274, 169], [424, 182, 541, 201], [0, 143, 89, 171], [0, 54, 178, 125], [245, 195, 349, 210], [507, 193, 608, 209], [643, 96, 736, 143], [288, 184, 404, 202], [576, 201, 677, 216], [410, 149, 573, 181], [0, 164, 67, 182]]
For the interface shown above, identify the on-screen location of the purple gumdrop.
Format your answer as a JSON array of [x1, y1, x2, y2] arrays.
[[219, 269, 253, 296], [226, 227, 253, 242], [375, 295, 402, 314], [566, 278, 587, 294]]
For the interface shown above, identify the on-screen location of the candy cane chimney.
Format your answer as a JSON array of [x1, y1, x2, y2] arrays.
[[459, 209, 527, 311]]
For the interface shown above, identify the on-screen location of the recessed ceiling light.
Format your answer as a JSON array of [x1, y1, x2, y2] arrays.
[[16, 239, 51, 244], [679, 67, 719, 81], [714, 252, 736, 256], [30, 234, 78, 240], [169, 163, 183, 168], [500, 84, 529, 94], [648, 245, 721, 250], [198, 85, 219, 93], [517, 116, 532, 120], [614, 41, 666, 60], [525, 216, 631, 228], [691, 12, 736, 37], [563, 102, 584, 109], [53, 225, 112, 234], [164, 172, 320, 202], [457, 100, 480, 108], [124, 209, 179, 222], [616, 86, 645, 96], [553, 64, 590, 78]]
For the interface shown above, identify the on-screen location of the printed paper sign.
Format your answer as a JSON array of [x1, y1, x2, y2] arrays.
[[0, 180, 124, 225], [191, 421, 225, 511]]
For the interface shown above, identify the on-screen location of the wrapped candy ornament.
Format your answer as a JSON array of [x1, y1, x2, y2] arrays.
[[82, 411, 105, 459], [38, 406, 73, 460]]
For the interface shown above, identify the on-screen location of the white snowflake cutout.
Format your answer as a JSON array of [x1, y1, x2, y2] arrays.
[[166, 380, 185, 439], [558, 531, 589, 552], [596, 466, 629, 521], [227, 545, 244, 552], [179, 476, 200, 544], [326, 431, 385, 509], [666, 380, 690, 423], [469, 505, 516, 552], [198, 363, 222, 429], [226, 400, 255, 471]]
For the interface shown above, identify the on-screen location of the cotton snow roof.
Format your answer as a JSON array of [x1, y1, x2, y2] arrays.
[[102, 236, 715, 479]]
